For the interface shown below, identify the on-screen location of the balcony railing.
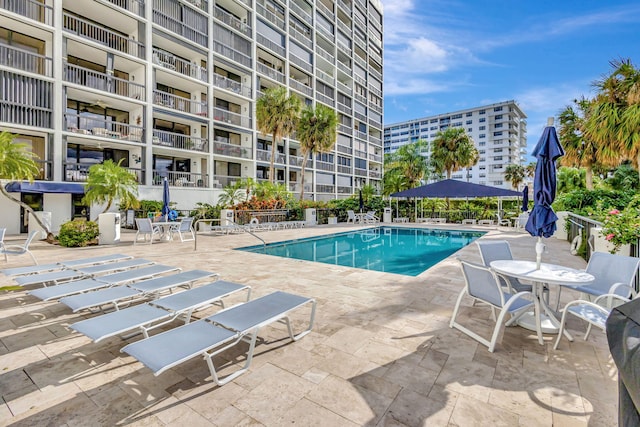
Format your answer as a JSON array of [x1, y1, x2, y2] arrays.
[[212, 6, 250, 36], [213, 41, 252, 67], [213, 174, 245, 188], [289, 1, 312, 25], [289, 53, 312, 73], [289, 26, 312, 50], [0, 43, 52, 77], [257, 62, 285, 83], [104, 0, 145, 16], [369, 153, 382, 163], [0, 0, 53, 25], [153, 8, 208, 46], [213, 73, 250, 97], [1, 71, 52, 128], [289, 155, 304, 167], [153, 48, 207, 83], [369, 170, 381, 179], [153, 90, 207, 116], [338, 124, 351, 135], [213, 107, 251, 128], [256, 149, 286, 164], [64, 63, 145, 101], [152, 129, 208, 152], [65, 162, 144, 183], [337, 165, 351, 174], [257, 34, 285, 57], [315, 46, 334, 63], [63, 12, 145, 58], [316, 161, 334, 171], [256, 0, 285, 30], [336, 144, 352, 154], [337, 186, 352, 194], [317, 93, 334, 107], [153, 170, 207, 187], [65, 113, 144, 142], [34, 160, 52, 181], [317, 2, 334, 20], [317, 184, 335, 193], [354, 168, 367, 177], [213, 140, 252, 159], [289, 79, 312, 97]]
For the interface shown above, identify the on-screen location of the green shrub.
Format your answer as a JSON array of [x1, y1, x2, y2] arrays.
[[57, 220, 99, 247]]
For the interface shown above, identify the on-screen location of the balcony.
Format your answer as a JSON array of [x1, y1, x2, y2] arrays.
[[289, 26, 312, 50], [256, 149, 286, 164], [65, 113, 144, 142], [316, 93, 334, 107], [213, 174, 245, 188], [369, 153, 382, 163], [338, 124, 351, 135], [153, 170, 207, 187], [213, 107, 252, 129], [317, 2, 334, 21], [0, 43, 52, 77], [289, 53, 312, 73], [63, 13, 145, 59], [257, 62, 285, 83], [315, 46, 334, 63], [256, 0, 285, 30], [337, 186, 352, 194], [257, 34, 285, 57], [213, 4, 251, 37], [213, 140, 252, 159], [317, 184, 335, 193], [0, 0, 53, 25], [337, 165, 351, 174], [153, 48, 207, 83], [316, 161, 334, 172], [213, 73, 250, 97], [369, 170, 381, 179], [153, 8, 208, 47], [104, 0, 145, 17], [289, 155, 304, 167], [336, 144, 352, 155], [289, 1, 312, 25], [65, 162, 144, 183], [153, 90, 207, 117], [289, 79, 312, 97], [213, 41, 252, 68], [1, 71, 52, 128], [354, 168, 367, 177], [152, 129, 208, 152], [337, 102, 352, 115], [64, 63, 145, 101]]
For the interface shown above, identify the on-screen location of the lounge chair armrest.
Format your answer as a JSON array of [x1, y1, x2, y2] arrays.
[[593, 293, 631, 309], [3, 244, 26, 251], [609, 282, 636, 298]]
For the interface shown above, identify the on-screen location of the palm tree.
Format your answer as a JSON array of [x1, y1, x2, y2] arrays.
[[382, 171, 408, 217], [385, 139, 429, 188], [296, 104, 338, 200], [218, 180, 246, 208], [503, 164, 525, 190], [558, 97, 617, 189], [82, 159, 139, 218], [584, 58, 640, 180], [256, 86, 302, 183], [430, 128, 479, 179], [0, 131, 53, 240], [525, 161, 536, 179]]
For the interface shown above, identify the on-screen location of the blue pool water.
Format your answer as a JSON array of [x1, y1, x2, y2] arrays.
[[236, 227, 485, 276]]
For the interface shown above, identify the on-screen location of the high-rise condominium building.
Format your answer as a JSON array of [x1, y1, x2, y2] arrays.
[[0, 0, 384, 234], [384, 100, 527, 189]]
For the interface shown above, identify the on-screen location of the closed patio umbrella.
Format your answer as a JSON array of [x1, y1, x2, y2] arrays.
[[358, 189, 364, 213], [525, 118, 565, 268], [161, 177, 170, 221], [521, 185, 529, 212]]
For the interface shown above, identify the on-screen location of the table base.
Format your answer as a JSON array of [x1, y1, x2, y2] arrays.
[[517, 311, 560, 335]]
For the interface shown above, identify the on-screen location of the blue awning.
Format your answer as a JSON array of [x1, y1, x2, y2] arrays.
[[391, 179, 521, 198], [5, 181, 85, 194]]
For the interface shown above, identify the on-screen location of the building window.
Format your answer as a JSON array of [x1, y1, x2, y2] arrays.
[[479, 134, 485, 138], [494, 106, 503, 112], [494, 131, 503, 136], [466, 112, 473, 117], [466, 120, 472, 124], [479, 126, 485, 130], [479, 110, 485, 115], [479, 118, 486, 123], [495, 123, 503, 128]]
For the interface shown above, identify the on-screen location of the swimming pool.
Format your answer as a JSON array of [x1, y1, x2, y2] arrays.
[[237, 227, 485, 276]]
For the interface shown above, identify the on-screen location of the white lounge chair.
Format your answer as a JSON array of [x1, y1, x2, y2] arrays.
[[1, 254, 134, 277], [29, 264, 180, 301], [122, 291, 316, 385], [60, 269, 216, 312], [14, 258, 154, 288], [363, 211, 380, 224], [71, 280, 251, 342], [171, 217, 195, 242], [346, 210, 357, 224], [450, 259, 534, 352], [1, 231, 39, 265], [134, 218, 161, 244]]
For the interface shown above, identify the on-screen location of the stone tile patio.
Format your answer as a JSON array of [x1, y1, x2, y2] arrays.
[[0, 224, 618, 426]]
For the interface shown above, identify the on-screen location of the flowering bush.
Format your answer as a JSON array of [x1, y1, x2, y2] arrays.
[[601, 207, 640, 253]]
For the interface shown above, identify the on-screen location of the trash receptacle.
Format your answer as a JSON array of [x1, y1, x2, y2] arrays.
[[383, 207, 392, 223], [607, 298, 640, 426], [98, 212, 121, 245], [220, 209, 234, 226], [29, 211, 52, 239], [305, 208, 317, 226]]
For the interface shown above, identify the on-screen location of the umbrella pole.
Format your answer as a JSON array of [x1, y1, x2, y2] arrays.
[[535, 236, 545, 270]]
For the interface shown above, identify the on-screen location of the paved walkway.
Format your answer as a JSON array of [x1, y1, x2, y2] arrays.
[[0, 224, 617, 426]]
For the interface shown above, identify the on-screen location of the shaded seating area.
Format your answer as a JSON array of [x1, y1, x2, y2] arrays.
[[122, 291, 316, 386]]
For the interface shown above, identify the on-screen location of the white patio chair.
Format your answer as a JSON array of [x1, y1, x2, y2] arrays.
[[364, 211, 379, 224], [450, 259, 534, 352], [346, 210, 357, 223], [1, 231, 39, 265], [476, 240, 533, 293], [0, 228, 5, 252], [171, 217, 195, 242], [134, 218, 161, 245], [568, 252, 640, 301]]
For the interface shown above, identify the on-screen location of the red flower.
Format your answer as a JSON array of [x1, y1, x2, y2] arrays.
[[605, 233, 615, 241], [609, 209, 620, 215]]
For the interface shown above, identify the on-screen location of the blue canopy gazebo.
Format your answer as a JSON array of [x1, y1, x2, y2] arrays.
[[391, 179, 522, 221]]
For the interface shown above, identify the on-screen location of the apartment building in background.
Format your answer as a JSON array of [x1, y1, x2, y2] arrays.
[[384, 100, 527, 189], [0, 0, 384, 234]]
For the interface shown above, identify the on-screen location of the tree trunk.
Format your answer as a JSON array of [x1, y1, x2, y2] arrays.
[[269, 132, 278, 184], [299, 152, 309, 201], [585, 166, 594, 190], [0, 186, 54, 242]]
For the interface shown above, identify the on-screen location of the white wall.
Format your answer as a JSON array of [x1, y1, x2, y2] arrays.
[[44, 193, 72, 232], [0, 193, 22, 235]]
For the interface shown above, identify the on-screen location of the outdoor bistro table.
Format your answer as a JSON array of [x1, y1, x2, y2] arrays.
[[152, 221, 179, 241], [490, 260, 595, 345]]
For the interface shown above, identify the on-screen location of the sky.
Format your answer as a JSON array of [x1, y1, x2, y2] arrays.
[[381, 0, 640, 157]]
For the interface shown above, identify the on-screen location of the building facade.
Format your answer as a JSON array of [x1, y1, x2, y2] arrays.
[[384, 100, 527, 189], [0, 0, 384, 234]]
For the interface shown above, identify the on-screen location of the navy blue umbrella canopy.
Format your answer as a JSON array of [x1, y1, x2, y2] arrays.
[[359, 189, 364, 213], [521, 185, 529, 212], [161, 177, 170, 220], [391, 179, 521, 199], [525, 125, 565, 238]]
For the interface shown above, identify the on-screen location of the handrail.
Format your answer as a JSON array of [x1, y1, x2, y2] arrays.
[[193, 218, 266, 251]]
